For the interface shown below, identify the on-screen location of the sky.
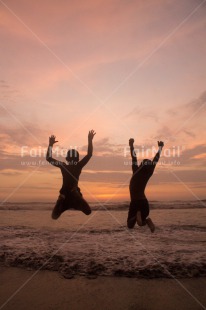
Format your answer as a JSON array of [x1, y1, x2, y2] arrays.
[[0, 0, 206, 202]]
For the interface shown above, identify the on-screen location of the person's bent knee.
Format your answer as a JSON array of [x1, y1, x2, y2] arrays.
[[51, 213, 58, 220], [85, 209, 92, 215], [127, 222, 135, 229]]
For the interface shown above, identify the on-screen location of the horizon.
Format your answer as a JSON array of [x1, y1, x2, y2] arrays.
[[1, 198, 206, 204]]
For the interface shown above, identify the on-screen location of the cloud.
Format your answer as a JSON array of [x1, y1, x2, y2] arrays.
[[0, 122, 49, 150], [0, 80, 9, 88], [123, 106, 142, 119], [182, 129, 196, 138], [81, 137, 117, 155], [188, 182, 206, 189], [2, 0, 202, 94], [153, 90, 206, 143], [187, 90, 206, 110], [0, 169, 24, 176], [192, 153, 206, 160], [0, 80, 20, 106], [180, 144, 206, 165], [171, 90, 206, 117], [157, 169, 206, 184], [153, 125, 173, 141]]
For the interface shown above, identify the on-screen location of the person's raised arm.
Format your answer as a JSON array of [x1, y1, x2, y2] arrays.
[[46, 135, 62, 167], [78, 130, 96, 168], [87, 129, 96, 156], [152, 141, 164, 167], [129, 138, 138, 173]]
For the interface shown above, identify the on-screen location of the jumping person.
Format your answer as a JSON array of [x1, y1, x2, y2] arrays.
[[127, 138, 164, 232], [46, 130, 96, 219]]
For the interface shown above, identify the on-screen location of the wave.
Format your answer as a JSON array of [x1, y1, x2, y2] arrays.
[[1, 224, 206, 279], [0, 200, 206, 211], [1, 255, 205, 279]]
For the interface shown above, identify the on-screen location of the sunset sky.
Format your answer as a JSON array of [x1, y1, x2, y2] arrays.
[[0, 0, 206, 202]]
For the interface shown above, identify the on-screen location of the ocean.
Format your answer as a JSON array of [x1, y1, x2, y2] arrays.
[[0, 201, 206, 279]]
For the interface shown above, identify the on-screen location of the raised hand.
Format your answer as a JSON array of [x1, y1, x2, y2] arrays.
[[129, 138, 134, 147], [49, 135, 58, 146], [88, 130, 96, 141], [158, 141, 164, 148]]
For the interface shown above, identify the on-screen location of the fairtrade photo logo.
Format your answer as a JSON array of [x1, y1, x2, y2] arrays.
[[21, 145, 79, 158], [123, 145, 184, 166], [20, 145, 79, 166]]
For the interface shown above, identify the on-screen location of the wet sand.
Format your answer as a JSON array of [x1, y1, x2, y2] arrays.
[[0, 267, 206, 310]]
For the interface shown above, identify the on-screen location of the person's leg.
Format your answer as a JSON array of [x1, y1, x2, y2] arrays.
[[51, 194, 66, 220], [138, 199, 149, 225], [136, 200, 146, 226], [146, 217, 155, 233], [78, 198, 92, 215], [127, 202, 137, 229], [71, 188, 91, 215], [136, 211, 143, 226], [141, 199, 155, 232]]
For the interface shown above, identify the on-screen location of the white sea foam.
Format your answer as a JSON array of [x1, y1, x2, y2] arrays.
[[0, 205, 206, 278], [0, 200, 206, 211]]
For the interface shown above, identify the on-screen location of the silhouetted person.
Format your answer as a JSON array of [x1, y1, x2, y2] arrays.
[[46, 130, 96, 219], [127, 139, 164, 232]]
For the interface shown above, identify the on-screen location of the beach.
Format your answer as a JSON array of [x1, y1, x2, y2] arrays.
[[0, 202, 206, 309], [1, 267, 206, 310]]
